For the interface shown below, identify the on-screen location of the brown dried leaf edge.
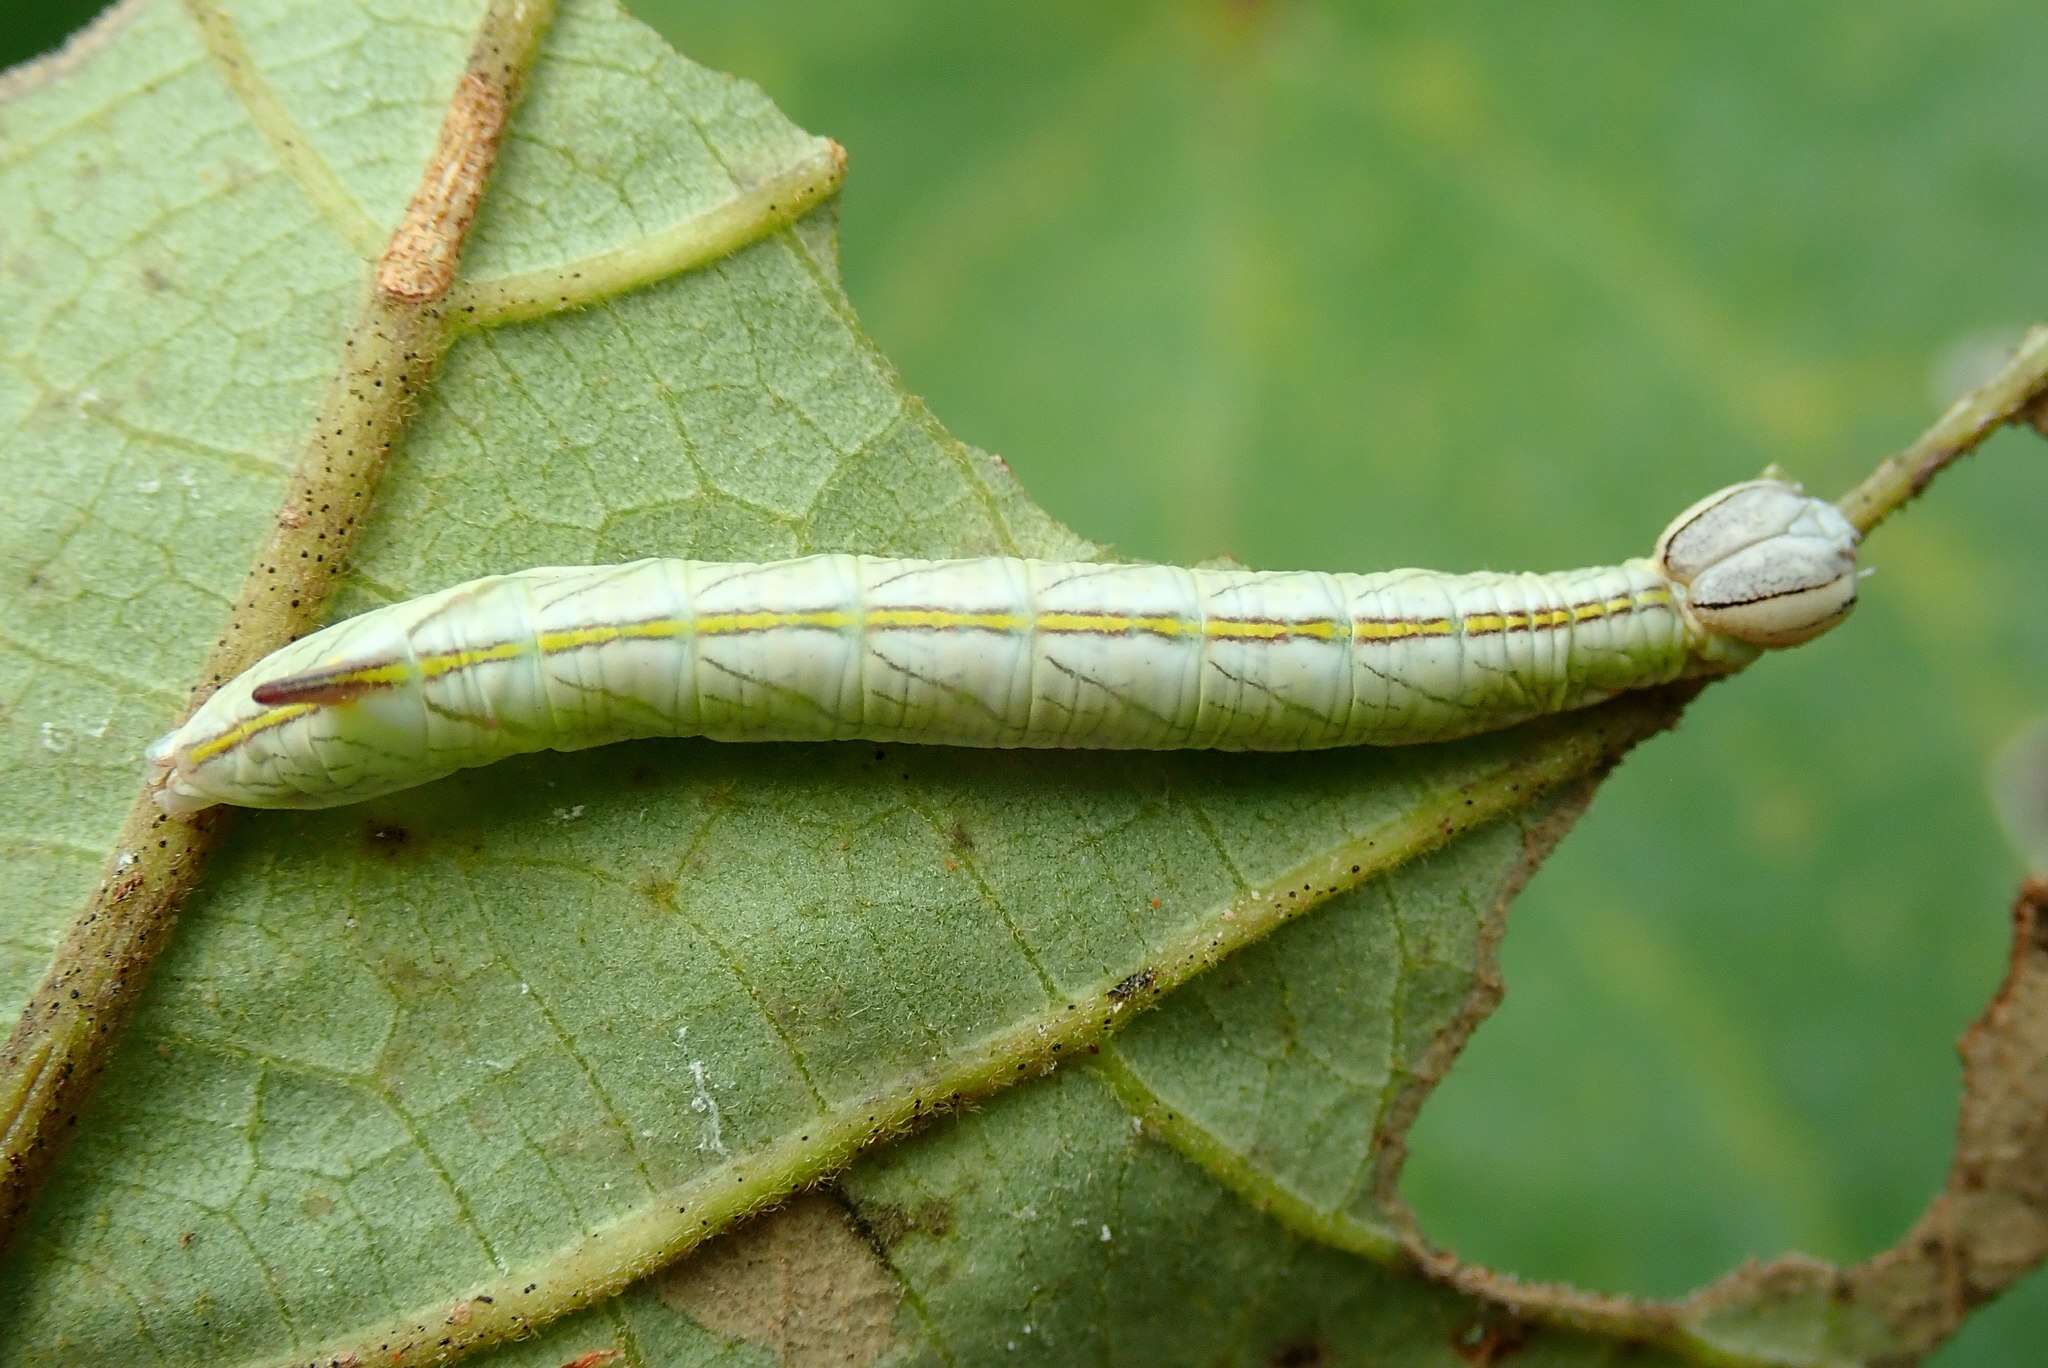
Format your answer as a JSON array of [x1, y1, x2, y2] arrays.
[[1387, 878, 2048, 1367]]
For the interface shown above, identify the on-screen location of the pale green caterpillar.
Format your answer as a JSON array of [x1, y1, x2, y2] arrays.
[[148, 479, 1859, 814]]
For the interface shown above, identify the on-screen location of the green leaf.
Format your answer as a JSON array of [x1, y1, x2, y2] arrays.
[[2, 3, 2041, 1366], [670, 5, 2048, 1361]]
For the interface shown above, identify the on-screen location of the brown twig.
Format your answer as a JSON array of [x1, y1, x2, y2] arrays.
[[1836, 325, 2048, 534], [0, 0, 556, 1251]]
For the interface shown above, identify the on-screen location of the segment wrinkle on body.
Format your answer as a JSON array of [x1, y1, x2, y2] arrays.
[[156, 482, 1860, 812], [174, 560, 1695, 767]]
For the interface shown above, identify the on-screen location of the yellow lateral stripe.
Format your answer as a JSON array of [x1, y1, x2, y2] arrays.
[[185, 703, 318, 765], [1355, 618, 1454, 640], [1035, 611, 1191, 636], [870, 608, 1023, 632], [284, 659, 417, 692], [1455, 590, 1671, 636], [537, 619, 686, 653], [694, 609, 853, 635], [1203, 618, 1342, 641], [419, 641, 527, 678]]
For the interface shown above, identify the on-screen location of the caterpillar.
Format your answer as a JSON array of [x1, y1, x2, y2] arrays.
[[148, 479, 1860, 814]]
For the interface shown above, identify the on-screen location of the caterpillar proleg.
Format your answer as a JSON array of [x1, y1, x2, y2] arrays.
[[148, 479, 1859, 814]]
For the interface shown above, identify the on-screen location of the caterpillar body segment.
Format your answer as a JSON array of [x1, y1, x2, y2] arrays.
[[149, 480, 1859, 814]]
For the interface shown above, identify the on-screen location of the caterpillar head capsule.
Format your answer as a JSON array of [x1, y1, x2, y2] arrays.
[[1654, 479, 1860, 648]]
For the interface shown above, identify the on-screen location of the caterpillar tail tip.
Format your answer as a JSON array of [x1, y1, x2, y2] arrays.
[[145, 729, 177, 766], [152, 777, 218, 818], [146, 730, 219, 817]]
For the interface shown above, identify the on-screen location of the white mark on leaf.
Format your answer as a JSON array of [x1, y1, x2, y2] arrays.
[[675, 1026, 728, 1155], [688, 1060, 726, 1155]]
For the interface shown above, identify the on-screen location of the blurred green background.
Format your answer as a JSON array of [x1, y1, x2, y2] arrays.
[[10, 2, 2047, 1361]]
